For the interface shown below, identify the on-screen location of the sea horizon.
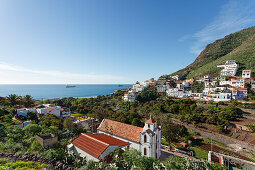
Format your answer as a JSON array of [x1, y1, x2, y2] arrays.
[[0, 84, 132, 100]]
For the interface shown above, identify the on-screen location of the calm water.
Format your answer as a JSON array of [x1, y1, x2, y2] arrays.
[[0, 84, 132, 100]]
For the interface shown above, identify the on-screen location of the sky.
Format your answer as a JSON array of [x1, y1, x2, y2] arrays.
[[0, 0, 255, 84]]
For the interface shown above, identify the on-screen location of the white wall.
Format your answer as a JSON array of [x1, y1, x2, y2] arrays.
[[50, 108, 61, 117], [98, 130, 140, 151], [73, 145, 100, 162], [99, 145, 119, 159], [36, 108, 49, 114], [17, 109, 29, 117]]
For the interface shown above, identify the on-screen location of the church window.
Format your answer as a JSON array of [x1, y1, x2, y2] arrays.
[[144, 135, 147, 143], [144, 148, 147, 156]]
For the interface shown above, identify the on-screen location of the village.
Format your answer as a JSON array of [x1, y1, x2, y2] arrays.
[[0, 60, 255, 169], [123, 60, 255, 102]]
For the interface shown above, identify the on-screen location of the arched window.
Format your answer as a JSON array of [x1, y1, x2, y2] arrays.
[[144, 148, 147, 156], [144, 135, 147, 143]]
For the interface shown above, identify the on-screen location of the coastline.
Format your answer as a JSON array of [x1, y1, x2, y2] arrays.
[[0, 84, 132, 100]]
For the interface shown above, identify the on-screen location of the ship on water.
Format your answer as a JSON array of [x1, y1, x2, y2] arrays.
[[66, 84, 76, 88]]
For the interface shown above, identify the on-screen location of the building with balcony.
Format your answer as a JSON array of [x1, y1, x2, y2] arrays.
[[232, 88, 247, 100], [230, 78, 245, 88], [217, 60, 238, 76], [242, 70, 252, 79]]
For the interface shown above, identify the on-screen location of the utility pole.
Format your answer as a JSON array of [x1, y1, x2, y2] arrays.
[[211, 136, 213, 152]]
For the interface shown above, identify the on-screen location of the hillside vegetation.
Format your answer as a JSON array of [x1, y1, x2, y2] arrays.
[[171, 26, 255, 79]]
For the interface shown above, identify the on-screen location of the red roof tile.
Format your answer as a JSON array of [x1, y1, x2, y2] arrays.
[[33, 105, 43, 108], [72, 133, 130, 159], [145, 116, 156, 124], [180, 142, 188, 147], [98, 119, 143, 142]]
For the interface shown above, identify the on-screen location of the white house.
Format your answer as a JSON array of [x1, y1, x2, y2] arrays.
[[219, 80, 230, 86], [204, 81, 217, 88], [182, 81, 190, 88], [140, 81, 150, 88], [17, 105, 70, 118], [97, 117, 161, 159], [242, 70, 252, 79], [191, 93, 203, 99], [230, 78, 245, 88], [170, 75, 179, 81], [211, 93, 231, 102], [157, 85, 169, 93], [68, 133, 130, 162], [36, 107, 50, 114], [16, 109, 30, 117], [203, 75, 211, 82], [123, 88, 138, 102], [132, 83, 145, 92], [166, 88, 191, 98], [217, 60, 238, 76]]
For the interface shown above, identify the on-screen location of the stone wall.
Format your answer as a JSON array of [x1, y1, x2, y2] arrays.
[[0, 152, 73, 170], [36, 135, 58, 147], [170, 118, 255, 152]]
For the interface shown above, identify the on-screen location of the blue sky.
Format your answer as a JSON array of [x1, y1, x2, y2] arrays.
[[0, 0, 255, 84]]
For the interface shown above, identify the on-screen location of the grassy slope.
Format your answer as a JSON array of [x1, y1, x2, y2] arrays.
[[171, 26, 255, 79], [186, 33, 255, 79]]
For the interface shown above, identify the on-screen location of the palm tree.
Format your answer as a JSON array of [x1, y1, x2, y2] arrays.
[[23, 95, 33, 107], [7, 94, 20, 107]]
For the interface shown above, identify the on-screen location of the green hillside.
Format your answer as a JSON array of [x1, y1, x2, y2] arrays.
[[171, 26, 255, 79]]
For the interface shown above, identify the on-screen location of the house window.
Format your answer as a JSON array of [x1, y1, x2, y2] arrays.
[[144, 135, 147, 143], [144, 148, 147, 156]]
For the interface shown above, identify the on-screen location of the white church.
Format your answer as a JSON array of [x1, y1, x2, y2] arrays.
[[98, 117, 161, 159], [68, 116, 161, 161]]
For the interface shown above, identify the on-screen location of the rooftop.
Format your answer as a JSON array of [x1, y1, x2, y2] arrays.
[[98, 119, 143, 142], [145, 116, 156, 124], [38, 133, 57, 140], [72, 133, 130, 158]]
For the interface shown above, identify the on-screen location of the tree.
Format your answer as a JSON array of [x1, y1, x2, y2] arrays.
[[7, 94, 20, 107], [27, 112, 38, 121], [161, 121, 188, 150], [0, 123, 6, 139], [71, 126, 87, 136], [7, 126, 25, 142], [39, 114, 61, 128], [44, 126, 59, 135], [136, 87, 160, 102], [23, 95, 34, 107], [63, 117, 74, 130], [29, 139, 43, 152], [93, 107, 108, 121], [23, 124, 42, 136], [131, 118, 141, 126], [191, 80, 205, 93]]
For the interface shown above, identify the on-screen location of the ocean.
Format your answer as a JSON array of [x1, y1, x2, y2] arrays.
[[0, 84, 132, 100]]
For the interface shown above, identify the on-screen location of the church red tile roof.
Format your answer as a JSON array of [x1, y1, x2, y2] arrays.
[[72, 133, 130, 159], [98, 119, 143, 142], [145, 116, 156, 124]]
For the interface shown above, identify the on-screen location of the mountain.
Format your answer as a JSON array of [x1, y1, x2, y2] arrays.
[[170, 26, 255, 79]]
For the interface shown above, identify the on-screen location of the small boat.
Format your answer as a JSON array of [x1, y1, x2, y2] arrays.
[[118, 84, 123, 87], [66, 84, 76, 88]]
